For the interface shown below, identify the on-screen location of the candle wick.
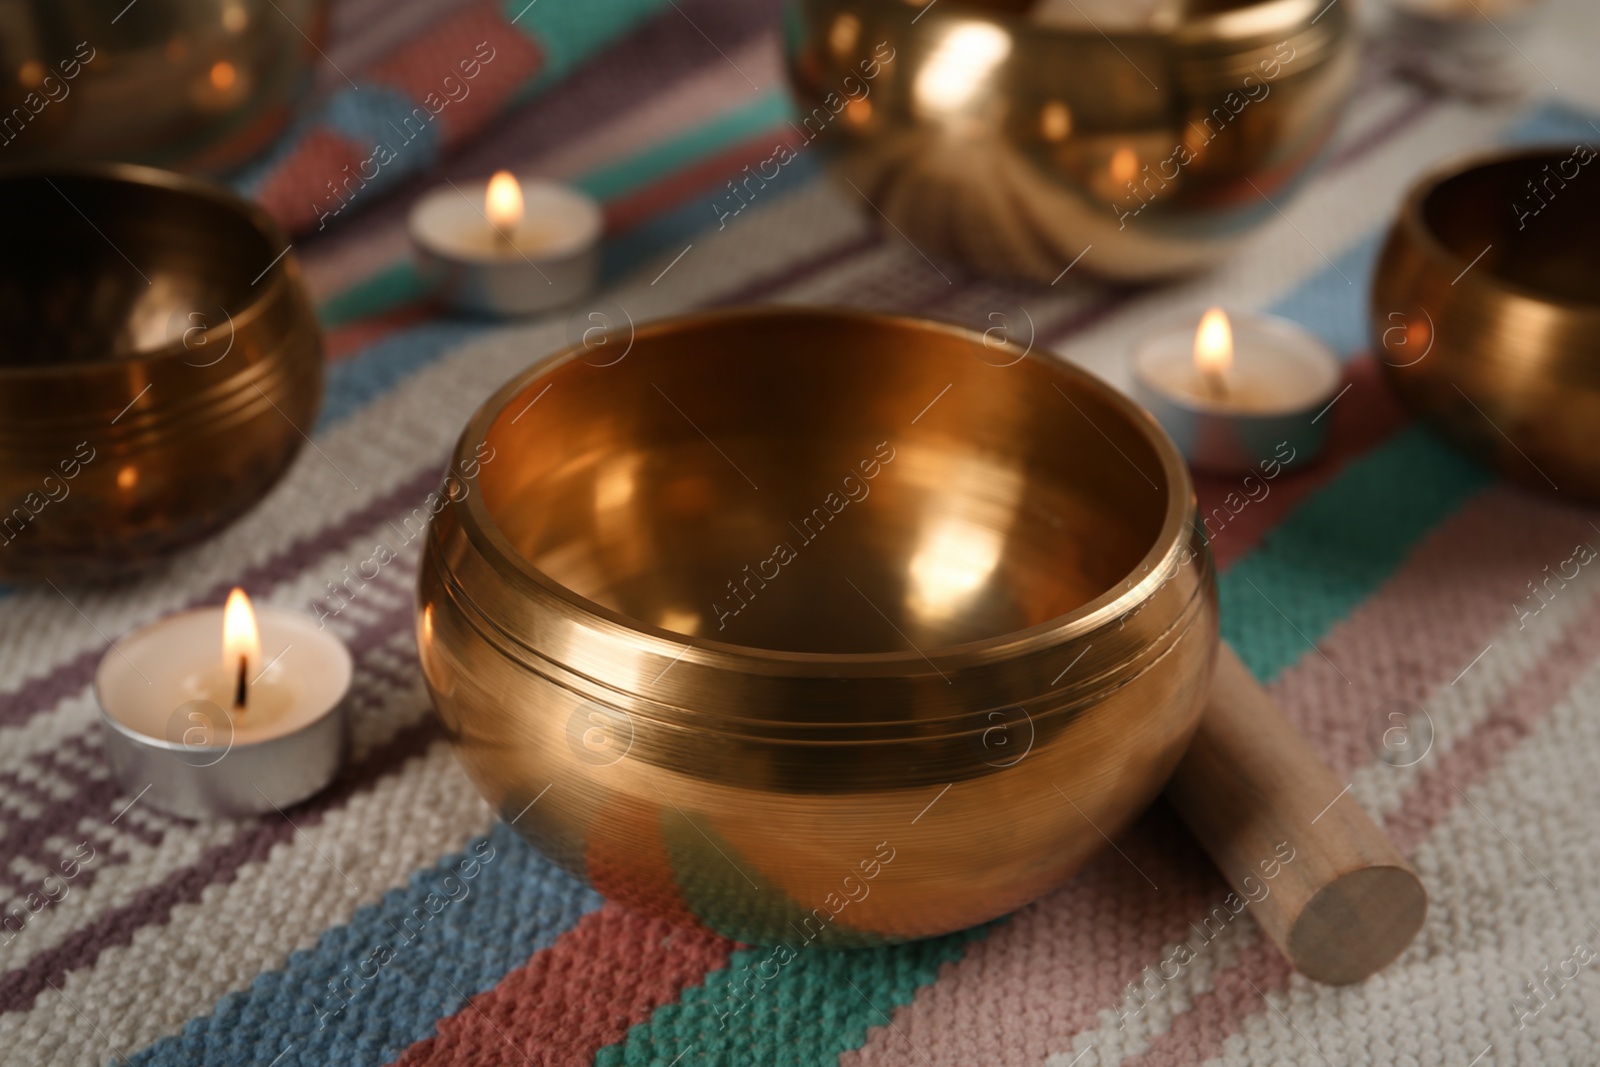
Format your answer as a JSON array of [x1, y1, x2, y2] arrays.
[[234, 654, 247, 711], [1202, 368, 1229, 402]]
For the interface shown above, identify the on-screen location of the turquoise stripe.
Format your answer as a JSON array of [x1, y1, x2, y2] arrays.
[[318, 264, 431, 331], [128, 823, 602, 1066], [573, 91, 794, 202], [599, 144, 823, 285], [1221, 427, 1488, 682], [597, 926, 991, 1067], [503, 0, 673, 89]]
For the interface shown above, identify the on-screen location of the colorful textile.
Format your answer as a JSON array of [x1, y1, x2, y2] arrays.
[[238, 0, 670, 234], [4, 0, 1600, 1064]]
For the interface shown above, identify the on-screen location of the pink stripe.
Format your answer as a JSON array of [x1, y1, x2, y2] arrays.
[[1385, 589, 1600, 854], [843, 486, 1596, 1067]]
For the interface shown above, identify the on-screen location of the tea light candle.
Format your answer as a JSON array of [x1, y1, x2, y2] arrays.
[[1130, 308, 1341, 475], [95, 589, 351, 820], [409, 170, 602, 318]]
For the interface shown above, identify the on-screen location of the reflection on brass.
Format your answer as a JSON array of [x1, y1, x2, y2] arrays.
[[0, 164, 322, 579], [418, 307, 1218, 946], [783, 0, 1358, 282], [0, 0, 325, 173], [1372, 145, 1600, 499]]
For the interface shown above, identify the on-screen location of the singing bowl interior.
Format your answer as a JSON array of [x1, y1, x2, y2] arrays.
[[0, 164, 322, 579], [421, 308, 1217, 945], [1373, 145, 1600, 498], [0, 169, 274, 365], [1418, 150, 1600, 305], [477, 329, 1168, 655]]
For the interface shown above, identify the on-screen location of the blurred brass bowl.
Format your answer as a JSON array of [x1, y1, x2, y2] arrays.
[[0, 0, 325, 173], [418, 306, 1217, 945], [0, 163, 322, 580], [784, 0, 1358, 283], [1371, 145, 1600, 499]]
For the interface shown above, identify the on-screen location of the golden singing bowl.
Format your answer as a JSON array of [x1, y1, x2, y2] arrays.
[[418, 307, 1218, 945], [783, 0, 1358, 283], [0, 0, 326, 173], [1371, 145, 1600, 499], [0, 163, 322, 580]]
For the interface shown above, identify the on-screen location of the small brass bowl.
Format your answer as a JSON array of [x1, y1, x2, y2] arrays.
[[1371, 145, 1600, 499], [0, 0, 326, 173], [0, 164, 322, 580], [418, 307, 1217, 945], [783, 0, 1358, 283]]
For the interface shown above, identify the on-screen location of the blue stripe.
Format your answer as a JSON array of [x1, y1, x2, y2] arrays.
[[129, 822, 602, 1067], [317, 323, 479, 433]]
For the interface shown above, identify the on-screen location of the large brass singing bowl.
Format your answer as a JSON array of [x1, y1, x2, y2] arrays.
[[1372, 145, 1600, 499], [784, 0, 1358, 283], [418, 307, 1218, 945], [0, 164, 322, 579], [0, 0, 325, 173]]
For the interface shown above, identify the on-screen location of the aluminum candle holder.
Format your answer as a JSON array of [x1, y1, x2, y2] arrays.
[[417, 307, 1218, 946], [1372, 145, 1600, 499], [0, 163, 323, 579]]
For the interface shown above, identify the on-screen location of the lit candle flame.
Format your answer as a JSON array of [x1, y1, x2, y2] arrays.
[[223, 587, 260, 708], [485, 171, 524, 237], [1194, 307, 1233, 399]]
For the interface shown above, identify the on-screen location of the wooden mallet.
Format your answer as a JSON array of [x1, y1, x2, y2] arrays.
[[1165, 643, 1428, 985]]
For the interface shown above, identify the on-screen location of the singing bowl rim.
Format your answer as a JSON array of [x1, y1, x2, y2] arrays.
[[1392, 143, 1600, 317], [444, 304, 1197, 675], [0, 160, 295, 381]]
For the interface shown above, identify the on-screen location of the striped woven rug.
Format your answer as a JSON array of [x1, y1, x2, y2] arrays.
[[4, 0, 1600, 1063]]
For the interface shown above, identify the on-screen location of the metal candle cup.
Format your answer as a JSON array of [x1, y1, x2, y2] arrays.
[[95, 599, 351, 820], [417, 306, 1218, 946], [1130, 309, 1341, 475], [408, 174, 602, 318]]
